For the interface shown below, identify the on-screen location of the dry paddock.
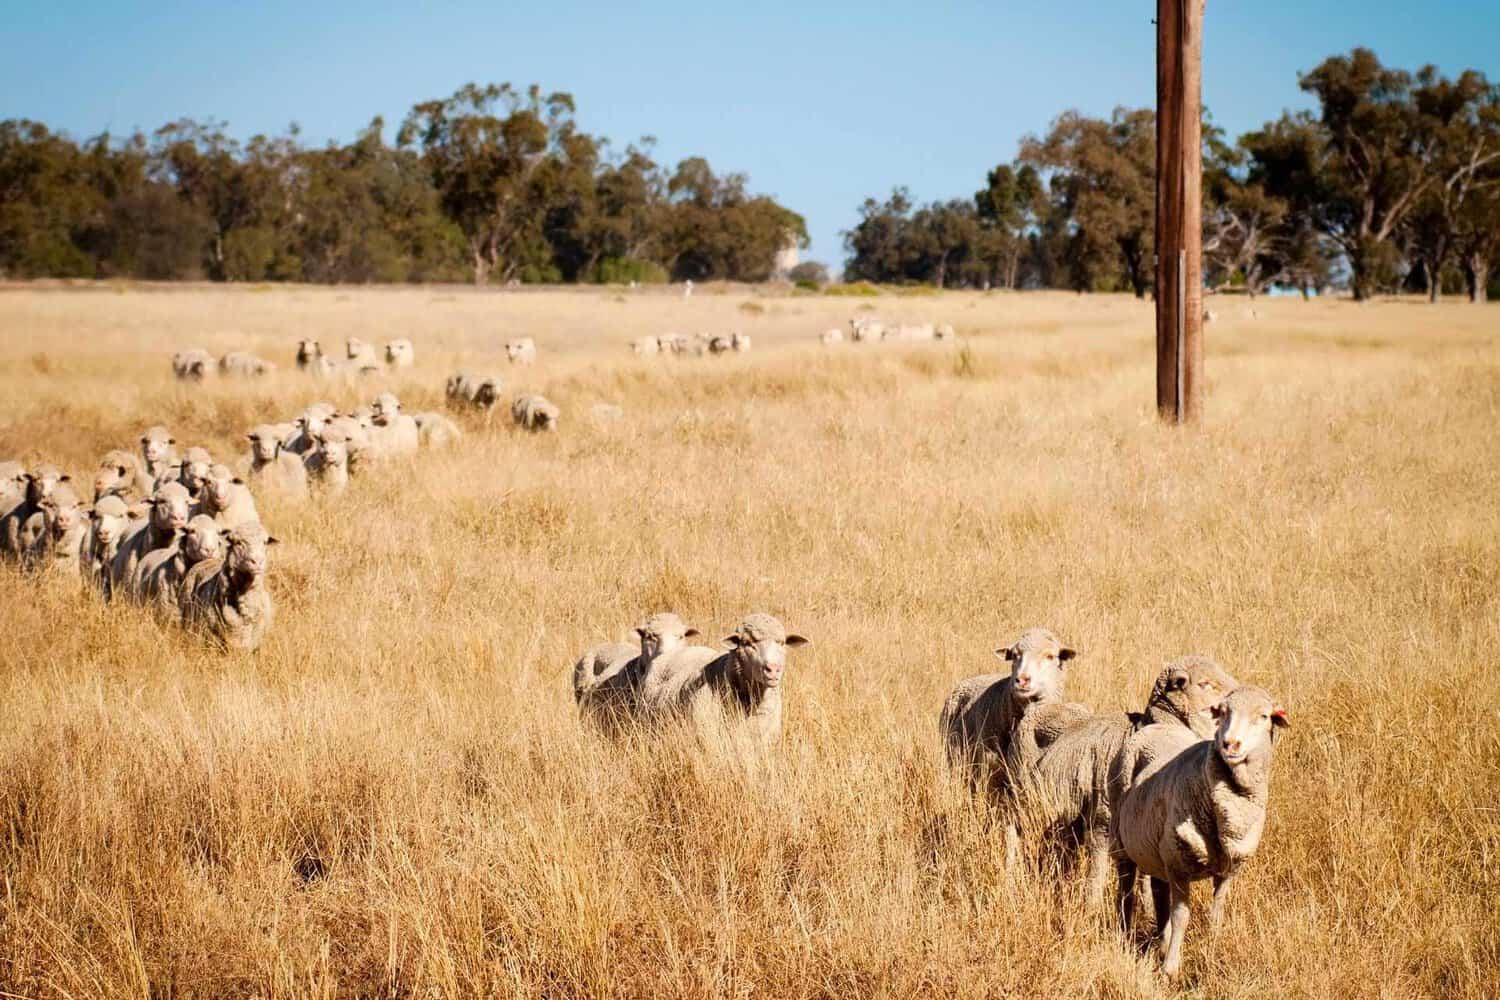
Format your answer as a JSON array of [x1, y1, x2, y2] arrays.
[[0, 283, 1496, 998]]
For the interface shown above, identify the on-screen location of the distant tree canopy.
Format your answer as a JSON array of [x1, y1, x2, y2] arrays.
[[0, 82, 804, 285], [845, 49, 1500, 302]]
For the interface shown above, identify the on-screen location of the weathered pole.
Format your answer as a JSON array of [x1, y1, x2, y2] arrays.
[[1155, 0, 1204, 423]]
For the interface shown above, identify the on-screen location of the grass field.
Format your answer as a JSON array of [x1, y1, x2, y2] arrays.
[[1, 283, 1496, 998]]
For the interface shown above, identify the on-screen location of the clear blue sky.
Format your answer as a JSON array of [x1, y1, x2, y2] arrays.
[[4, 2, 1496, 270]]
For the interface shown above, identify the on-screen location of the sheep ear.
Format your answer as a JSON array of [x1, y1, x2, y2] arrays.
[[59, 474, 71, 482], [1210, 702, 1227, 720], [1058, 647, 1076, 662], [168, 437, 176, 445], [232, 477, 244, 485], [266, 536, 279, 545], [684, 628, 701, 639], [634, 627, 647, 639], [1271, 705, 1289, 728], [786, 634, 809, 647], [246, 433, 257, 441], [993, 646, 1015, 662], [722, 634, 744, 649], [1168, 668, 1189, 691]]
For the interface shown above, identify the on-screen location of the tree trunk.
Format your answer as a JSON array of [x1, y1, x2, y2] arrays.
[[1466, 253, 1490, 303]]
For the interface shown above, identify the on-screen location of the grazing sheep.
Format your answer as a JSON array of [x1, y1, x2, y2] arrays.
[[198, 465, 260, 529], [632, 336, 661, 356], [304, 432, 350, 494], [369, 392, 420, 456], [1111, 687, 1289, 979], [506, 338, 538, 365], [384, 338, 415, 367], [1020, 655, 1240, 906], [511, 394, 560, 432], [84, 495, 133, 590], [246, 425, 310, 496], [447, 372, 504, 414], [574, 613, 702, 736], [2, 464, 71, 563], [182, 521, 278, 652], [731, 332, 751, 352], [820, 328, 844, 346], [220, 351, 275, 376], [411, 411, 463, 449], [296, 339, 324, 372], [346, 337, 378, 365], [110, 481, 191, 597], [138, 514, 222, 617], [171, 349, 215, 380], [91, 449, 150, 503], [175, 446, 215, 499], [138, 425, 179, 488]]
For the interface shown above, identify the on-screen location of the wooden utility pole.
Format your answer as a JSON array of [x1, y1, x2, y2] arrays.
[[1155, 0, 1204, 423]]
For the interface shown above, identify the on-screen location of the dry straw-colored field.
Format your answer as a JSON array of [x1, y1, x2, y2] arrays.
[[0, 284, 1496, 998]]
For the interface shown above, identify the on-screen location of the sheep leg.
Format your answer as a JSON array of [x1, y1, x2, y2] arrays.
[[1003, 821, 1020, 869], [1115, 857, 1139, 936], [1160, 880, 1191, 979], [1209, 872, 1234, 932], [1149, 877, 1170, 941], [1085, 826, 1113, 910]]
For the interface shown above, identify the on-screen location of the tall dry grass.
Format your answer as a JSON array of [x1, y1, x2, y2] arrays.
[[0, 284, 1496, 998]]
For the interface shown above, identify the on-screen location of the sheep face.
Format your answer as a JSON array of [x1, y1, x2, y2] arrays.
[[92, 450, 137, 500], [182, 515, 223, 564], [25, 465, 68, 504], [346, 338, 370, 360], [1151, 655, 1240, 736], [474, 379, 500, 408], [1211, 686, 1288, 765], [246, 426, 283, 464], [42, 483, 84, 539], [384, 340, 413, 365], [635, 613, 700, 660], [150, 482, 193, 533], [995, 627, 1075, 704], [296, 339, 322, 364], [178, 447, 214, 495], [371, 393, 401, 425], [723, 613, 808, 689], [317, 435, 350, 471], [89, 496, 130, 547], [223, 523, 277, 585], [140, 426, 175, 465], [202, 467, 241, 511]]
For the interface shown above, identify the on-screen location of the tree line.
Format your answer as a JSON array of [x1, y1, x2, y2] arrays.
[[844, 49, 1500, 302], [0, 82, 806, 285]]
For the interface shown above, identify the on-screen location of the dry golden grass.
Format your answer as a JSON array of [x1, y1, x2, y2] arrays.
[[0, 283, 1496, 998]]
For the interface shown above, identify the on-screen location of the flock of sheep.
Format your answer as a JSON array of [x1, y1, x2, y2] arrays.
[[573, 613, 1286, 979], [628, 316, 956, 355], [7, 319, 1282, 981]]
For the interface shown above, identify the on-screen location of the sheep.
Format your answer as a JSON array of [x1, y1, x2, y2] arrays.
[[220, 351, 276, 376], [323, 414, 373, 474], [198, 465, 260, 529], [574, 613, 702, 736], [138, 514, 222, 617], [346, 337, 378, 365], [446, 372, 504, 414], [245, 425, 310, 497], [707, 334, 733, 355], [885, 323, 936, 342], [181, 521, 278, 652], [369, 392, 420, 456], [638, 613, 810, 748], [295, 339, 324, 372], [819, 328, 844, 346], [91, 449, 150, 503], [730, 332, 751, 352], [506, 338, 538, 365], [175, 446, 215, 499], [2, 464, 71, 563], [139, 425, 179, 488], [1018, 655, 1240, 906], [171, 348, 215, 380], [0, 462, 25, 527], [304, 431, 350, 494], [632, 336, 661, 356], [511, 394, 560, 432], [32, 480, 88, 575], [849, 318, 883, 342], [84, 495, 134, 591], [411, 411, 463, 449], [384, 338, 415, 367], [284, 404, 337, 456], [658, 333, 691, 355], [110, 481, 191, 598], [1111, 686, 1289, 979], [935, 323, 955, 340]]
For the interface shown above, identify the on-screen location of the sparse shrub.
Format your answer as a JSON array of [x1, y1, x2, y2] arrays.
[[595, 257, 668, 285], [825, 281, 880, 297], [738, 301, 766, 315]]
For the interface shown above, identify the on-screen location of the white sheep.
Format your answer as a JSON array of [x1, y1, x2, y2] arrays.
[[175, 446, 215, 499], [182, 521, 278, 652], [138, 425, 178, 488], [246, 425, 310, 497], [632, 336, 661, 356], [91, 449, 150, 504], [384, 338, 415, 367], [295, 339, 324, 372], [346, 337, 378, 365], [220, 351, 276, 376], [506, 338, 538, 365], [138, 513, 222, 618], [368, 392, 420, 456], [171, 349, 215, 380], [574, 613, 701, 736], [84, 495, 134, 591], [33, 480, 88, 576], [285, 403, 337, 456], [730, 332, 751, 352], [411, 411, 463, 449], [2, 464, 71, 563], [848, 318, 883, 342], [638, 613, 809, 747], [198, 465, 260, 529], [1019, 655, 1240, 906], [111, 481, 192, 599], [304, 431, 350, 494], [447, 372, 504, 415], [1111, 686, 1289, 979], [819, 328, 844, 346], [511, 394, 560, 432]]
